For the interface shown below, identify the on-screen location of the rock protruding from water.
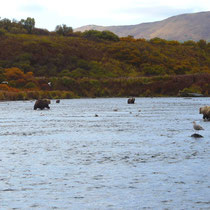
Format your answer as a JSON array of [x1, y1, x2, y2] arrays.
[[191, 133, 203, 138]]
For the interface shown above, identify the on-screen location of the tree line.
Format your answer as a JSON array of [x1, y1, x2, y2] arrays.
[[0, 16, 119, 41]]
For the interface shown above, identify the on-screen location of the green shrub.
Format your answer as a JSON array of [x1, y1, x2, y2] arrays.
[[0, 28, 6, 36], [25, 82, 37, 89], [182, 85, 202, 94]]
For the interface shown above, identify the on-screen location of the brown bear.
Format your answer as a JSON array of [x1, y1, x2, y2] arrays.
[[34, 99, 50, 110], [127, 97, 135, 104], [199, 106, 210, 120]]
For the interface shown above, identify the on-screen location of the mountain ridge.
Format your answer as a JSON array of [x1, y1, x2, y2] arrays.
[[74, 11, 210, 41]]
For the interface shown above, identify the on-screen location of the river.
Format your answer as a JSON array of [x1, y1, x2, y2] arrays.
[[0, 98, 209, 209]]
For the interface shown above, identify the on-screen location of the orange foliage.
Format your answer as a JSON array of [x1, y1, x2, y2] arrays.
[[120, 36, 136, 42], [0, 84, 19, 92], [0, 84, 10, 91], [4, 67, 24, 80], [25, 71, 34, 79]]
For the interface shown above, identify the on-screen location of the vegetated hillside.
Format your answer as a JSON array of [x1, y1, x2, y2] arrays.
[[0, 32, 210, 99], [0, 33, 210, 77], [75, 11, 210, 41]]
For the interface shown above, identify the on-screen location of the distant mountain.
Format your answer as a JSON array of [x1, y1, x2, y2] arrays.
[[74, 11, 210, 41]]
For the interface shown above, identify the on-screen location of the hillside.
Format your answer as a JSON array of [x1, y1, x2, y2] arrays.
[[74, 11, 210, 41], [0, 32, 209, 99]]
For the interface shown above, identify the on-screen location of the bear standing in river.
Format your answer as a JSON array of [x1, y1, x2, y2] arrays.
[[199, 106, 210, 120], [127, 97, 135, 104], [34, 99, 50, 110]]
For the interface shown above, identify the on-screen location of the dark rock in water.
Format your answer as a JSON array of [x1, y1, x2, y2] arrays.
[[191, 133, 203, 138], [56, 99, 60, 103]]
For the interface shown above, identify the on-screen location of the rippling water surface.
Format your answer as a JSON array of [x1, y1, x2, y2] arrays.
[[0, 98, 210, 209]]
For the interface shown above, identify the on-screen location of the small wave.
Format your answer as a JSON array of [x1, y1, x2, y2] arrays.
[[2, 188, 17, 192]]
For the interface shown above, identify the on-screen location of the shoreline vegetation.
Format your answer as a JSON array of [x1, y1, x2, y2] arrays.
[[0, 73, 209, 101], [0, 17, 210, 100]]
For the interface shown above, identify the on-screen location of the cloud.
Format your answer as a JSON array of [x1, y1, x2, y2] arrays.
[[19, 4, 46, 13], [114, 6, 197, 23]]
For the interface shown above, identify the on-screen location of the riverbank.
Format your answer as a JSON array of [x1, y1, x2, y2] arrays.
[[0, 74, 210, 100], [0, 90, 78, 101]]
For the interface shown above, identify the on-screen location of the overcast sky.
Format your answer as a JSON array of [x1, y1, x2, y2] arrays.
[[0, 0, 209, 31]]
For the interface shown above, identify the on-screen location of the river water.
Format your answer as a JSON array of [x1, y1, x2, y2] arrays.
[[0, 98, 209, 209]]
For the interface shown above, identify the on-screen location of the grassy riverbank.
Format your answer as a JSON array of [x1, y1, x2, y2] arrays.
[[0, 73, 210, 100]]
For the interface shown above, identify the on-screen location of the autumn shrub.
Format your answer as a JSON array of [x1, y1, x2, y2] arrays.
[[26, 91, 40, 99], [50, 91, 62, 99], [16, 92, 27, 100], [49, 91, 59, 98], [0, 84, 10, 91], [4, 92, 17, 100], [4, 67, 24, 80], [39, 91, 51, 99], [61, 91, 77, 99], [0, 91, 6, 100]]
